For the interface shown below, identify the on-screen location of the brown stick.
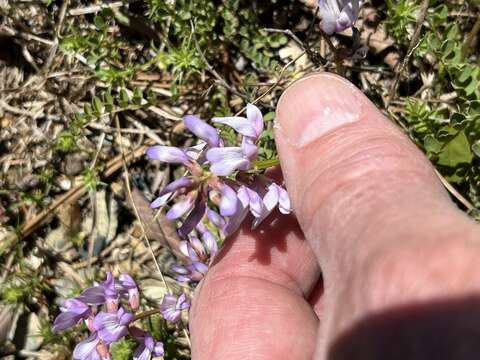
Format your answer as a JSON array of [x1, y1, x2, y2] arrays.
[[386, 0, 430, 108]]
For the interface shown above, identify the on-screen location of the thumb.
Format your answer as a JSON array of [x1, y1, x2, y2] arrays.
[[274, 72, 456, 272]]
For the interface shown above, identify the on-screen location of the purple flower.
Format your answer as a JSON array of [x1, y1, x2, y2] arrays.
[[206, 147, 252, 176], [207, 208, 226, 228], [146, 145, 190, 164], [319, 0, 362, 34], [132, 330, 164, 360], [93, 307, 134, 344], [73, 334, 110, 360], [178, 195, 206, 238], [223, 185, 250, 236], [184, 115, 220, 148], [160, 293, 190, 323], [252, 183, 292, 228], [212, 104, 264, 140], [150, 176, 194, 209], [219, 184, 238, 216], [79, 272, 119, 308], [119, 274, 140, 311], [173, 261, 209, 282], [197, 228, 218, 258], [166, 192, 196, 220], [52, 298, 91, 333], [246, 103, 264, 138]]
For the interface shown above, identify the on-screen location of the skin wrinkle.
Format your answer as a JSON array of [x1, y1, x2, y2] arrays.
[[297, 165, 446, 248], [205, 231, 321, 296]]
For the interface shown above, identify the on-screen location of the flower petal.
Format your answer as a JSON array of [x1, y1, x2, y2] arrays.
[[201, 230, 218, 257], [159, 177, 194, 197], [133, 344, 150, 360], [263, 184, 280, 211], [61, 298, 90, 314], [166, 194, 196, 220], [73, 334, 100, 360], [246, 104, 264, 138], [94, 311, 129, 344], [52, 312, 83, 332], [219, 184, 238, 216], [153, 342, 164, 357], [79, 286, 106, 305], [277, 185, 292, 214], [184, 115, 220, 147], [178, 197, 206, 238], [212, 116, 257, 137], [146, 145, 189, 164], [149, 194, 171, 209], [241, 137, 258, 161], [245, 187, 266, 218], [207, 208, 226, 228], [207, 147, 251, 176]]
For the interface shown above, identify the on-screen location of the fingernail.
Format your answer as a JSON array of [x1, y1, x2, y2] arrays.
[[275, 73, 363, 148]]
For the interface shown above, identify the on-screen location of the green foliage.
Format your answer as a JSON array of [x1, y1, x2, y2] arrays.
[[0, 270, 47, 306], [384, 0, 419, 45], [400, 4, 480, 207], [146, 0, 287, 73], [110, 338, 136, 360], [82, 168, 104, 192]]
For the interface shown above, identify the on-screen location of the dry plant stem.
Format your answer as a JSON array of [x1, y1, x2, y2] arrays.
[[234, 51, 307, 117], [114, 116, 193, 346], [462, 14, 480, 60], [320, 30, 344, 74], [113, 116, 170, 292], [68, 1, 123, 16], [434, 169, 475, 211], [133, 309, 161, 322], [264, 27, 326, 66], [190, 20, 248, 101], [387, 0, 430, 108], [42, 0, 70, 72], [87, 191, 97, 271]]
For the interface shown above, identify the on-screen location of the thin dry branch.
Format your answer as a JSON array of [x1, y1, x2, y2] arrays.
[[387, 0, 430, 108]]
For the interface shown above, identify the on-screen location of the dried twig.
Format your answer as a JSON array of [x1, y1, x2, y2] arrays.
[[190, 20, 248, 100], [462, 14, 480, 59], [113, 115, 170, 291], [387, 0, 430, 108]]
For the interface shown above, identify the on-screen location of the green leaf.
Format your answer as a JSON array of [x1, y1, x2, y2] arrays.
[[472, 141, 480, 158], [92, 96, 104, 115], [84, 103, 93, 116], [437, 130, 473, 167], [133, 88, 143, 105], [119, 89, 130, 108], [424, 135, 443, 154]]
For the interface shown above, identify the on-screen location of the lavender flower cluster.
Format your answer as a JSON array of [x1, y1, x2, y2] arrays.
[[319, 0, 362, 35], [53, 272, 189, 360], [146, 104, 292, 282], [147, 104, 291, 236]]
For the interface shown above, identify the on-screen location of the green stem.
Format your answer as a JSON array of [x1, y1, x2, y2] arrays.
[[133, 309, 160, 322], [252, 158, 280, 170]]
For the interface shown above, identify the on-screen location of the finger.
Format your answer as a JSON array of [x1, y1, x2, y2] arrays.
[[274, 72, 477, 273], [190, 213, 321, 359], [274, 72, 480, 358]]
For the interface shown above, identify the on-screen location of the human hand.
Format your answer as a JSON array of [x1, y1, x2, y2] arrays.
[[189, 73, 480, 359]]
